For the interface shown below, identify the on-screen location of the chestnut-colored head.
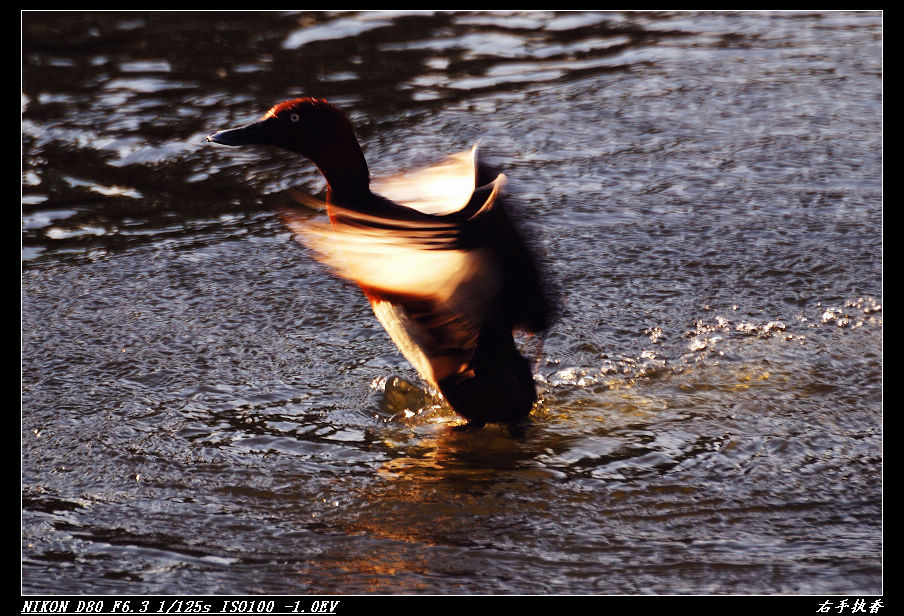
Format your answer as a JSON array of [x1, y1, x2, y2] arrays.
[[208, 98, 370, 195]]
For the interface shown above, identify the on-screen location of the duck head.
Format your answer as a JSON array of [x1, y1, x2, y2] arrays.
[[207, 98, 370, 197]]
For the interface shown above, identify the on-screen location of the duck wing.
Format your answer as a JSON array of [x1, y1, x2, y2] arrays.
[[370, 144, 481, 216], [281, 147, 552, 389], [281, 186, 502, 389]]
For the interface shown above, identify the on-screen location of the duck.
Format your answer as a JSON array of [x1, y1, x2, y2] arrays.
[[208, 98, 554, 428]]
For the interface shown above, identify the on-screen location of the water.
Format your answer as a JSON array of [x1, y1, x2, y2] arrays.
[[22, 11, 882, 595]]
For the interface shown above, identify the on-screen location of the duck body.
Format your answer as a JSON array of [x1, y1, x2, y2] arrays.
[[208, 98, 553, 427]]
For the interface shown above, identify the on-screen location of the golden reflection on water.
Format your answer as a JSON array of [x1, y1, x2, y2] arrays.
[[300, 426, 558, 592], [300, 547, 436, 594], [339, 426, 552, 531]]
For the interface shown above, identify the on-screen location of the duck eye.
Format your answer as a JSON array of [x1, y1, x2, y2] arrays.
[[289, 113, 300, 123]]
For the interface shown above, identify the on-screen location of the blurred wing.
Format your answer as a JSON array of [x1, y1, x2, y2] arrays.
[[371, 144, 480, 215], [292, 220, 494, 302], [281, 172, 506, 386]]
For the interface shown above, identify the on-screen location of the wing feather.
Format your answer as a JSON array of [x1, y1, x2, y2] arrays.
[[281, 149, 508, 385]]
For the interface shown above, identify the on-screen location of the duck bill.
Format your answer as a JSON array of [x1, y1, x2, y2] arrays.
[[207, 121, 270, 147]]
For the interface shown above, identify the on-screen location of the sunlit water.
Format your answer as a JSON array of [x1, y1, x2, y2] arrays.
[[22, 11, 882, 595]]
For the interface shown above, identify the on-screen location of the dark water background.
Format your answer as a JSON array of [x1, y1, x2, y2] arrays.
[[22, 11, 882, 595]]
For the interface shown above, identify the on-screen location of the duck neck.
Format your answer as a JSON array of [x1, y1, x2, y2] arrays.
[[312, 143, 371, 205], [322, 167, 371, 204]]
